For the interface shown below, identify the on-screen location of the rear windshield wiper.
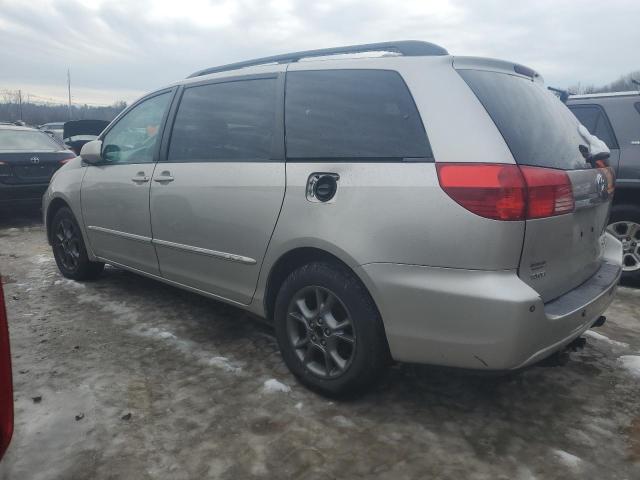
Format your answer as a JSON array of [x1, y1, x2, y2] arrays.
[[579, 144, 610, 168]]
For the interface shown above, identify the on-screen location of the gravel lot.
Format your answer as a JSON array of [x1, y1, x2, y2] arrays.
[[0, 208, 639, 480]]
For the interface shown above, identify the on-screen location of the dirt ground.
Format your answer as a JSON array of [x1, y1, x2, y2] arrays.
[[0, 208, 639, 480]]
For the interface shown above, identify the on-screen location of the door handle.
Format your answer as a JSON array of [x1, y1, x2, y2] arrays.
[[131, 172, 150, 183], [153, 171, 174, 183]]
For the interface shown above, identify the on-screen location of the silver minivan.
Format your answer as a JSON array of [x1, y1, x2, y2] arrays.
[[44, 41, 623, 396]]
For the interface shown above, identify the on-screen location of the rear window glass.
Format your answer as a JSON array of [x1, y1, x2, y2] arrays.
[[0, 129, 61, 151], [285, 70, 431, 160], [458, 70, 588, 170]]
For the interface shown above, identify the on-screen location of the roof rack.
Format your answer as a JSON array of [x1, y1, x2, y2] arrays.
[[568, 90, 640, 100], [187, 40, 448, 78]]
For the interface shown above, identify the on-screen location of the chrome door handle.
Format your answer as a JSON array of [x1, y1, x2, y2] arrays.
[[153, 171, 174, 183]]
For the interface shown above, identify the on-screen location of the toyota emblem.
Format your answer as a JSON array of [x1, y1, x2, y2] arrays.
[[30, 156, 40, 164]]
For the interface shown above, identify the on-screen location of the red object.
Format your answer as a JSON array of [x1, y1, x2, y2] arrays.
[[0, 278, 13, 460], [59, 154, 76, 165], [519, 166, 574, 219], [436, 163, 577, 221]]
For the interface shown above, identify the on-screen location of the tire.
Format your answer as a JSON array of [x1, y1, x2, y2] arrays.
[[607, 204, 640, 283], [50, 207, 104, 281], [274, 261, 390, 397]]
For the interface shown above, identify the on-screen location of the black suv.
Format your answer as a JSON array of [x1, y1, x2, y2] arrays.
[[568, 92, 640, 281]]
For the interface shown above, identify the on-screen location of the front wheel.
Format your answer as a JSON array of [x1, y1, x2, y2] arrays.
[[607, 204, 640, 283], [51, 207, 104, 280], [274, 262, 390, 397]]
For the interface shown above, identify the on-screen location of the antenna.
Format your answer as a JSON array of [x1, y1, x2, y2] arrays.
[[67, 68, 72, 120]]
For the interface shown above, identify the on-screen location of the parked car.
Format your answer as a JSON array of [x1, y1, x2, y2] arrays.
[[0, 277, 13, 460], [38, 122, 65, 141], [567, 92, 640, 281], [43, 41, 623, 396], [62, 120, 109, 155], [0, 125, 76, 208]]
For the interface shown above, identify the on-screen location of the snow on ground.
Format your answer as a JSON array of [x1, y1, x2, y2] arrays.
[[584, 330, 629, 348], [262, 379, 291, 393], [552, 449, 582, 469], [619, 355, 640, 378]]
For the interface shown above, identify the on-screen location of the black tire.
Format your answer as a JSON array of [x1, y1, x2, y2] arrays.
[[50, 207, 104, 281], [274, 261, 390, 398], [608, 204, 640, 283]]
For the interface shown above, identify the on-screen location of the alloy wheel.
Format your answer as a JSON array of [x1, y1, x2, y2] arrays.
[[607, 221, 640, 272], [286, 286, 356, 379], [53, 218, 81, 271]]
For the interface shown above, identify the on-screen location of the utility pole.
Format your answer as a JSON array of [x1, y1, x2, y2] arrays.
[[67, 68, 72, 120], [18, 90, 22, 120]]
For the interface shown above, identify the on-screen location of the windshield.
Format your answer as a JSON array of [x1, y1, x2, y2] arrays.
[[0, 129, 62, 151], [458, 69, 590, 170]]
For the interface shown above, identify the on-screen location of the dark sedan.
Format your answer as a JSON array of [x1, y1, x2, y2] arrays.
[[0, 125, 76, 208]]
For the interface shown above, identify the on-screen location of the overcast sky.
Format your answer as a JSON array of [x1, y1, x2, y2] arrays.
[[1, 0, 638, 106]]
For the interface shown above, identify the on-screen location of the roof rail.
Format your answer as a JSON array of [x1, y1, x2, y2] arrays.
[[187, 40, 448, 78]]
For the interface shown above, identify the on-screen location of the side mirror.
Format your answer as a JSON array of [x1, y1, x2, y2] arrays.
[[80, 140, 103, 165]]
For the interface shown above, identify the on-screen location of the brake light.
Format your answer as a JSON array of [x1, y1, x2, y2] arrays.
[[436, 163, 575, 221], [0, 279, 13, 460], [520, 166, 574, 219], [59, 156, 75, 165]]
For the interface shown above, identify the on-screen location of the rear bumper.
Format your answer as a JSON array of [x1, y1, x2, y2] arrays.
[[357, 233, 623, 370], [0, 182, 47, 206]]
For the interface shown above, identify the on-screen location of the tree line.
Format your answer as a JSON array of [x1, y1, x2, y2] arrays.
[[567, 70, 640, 95], [0, 89, 126, 126]]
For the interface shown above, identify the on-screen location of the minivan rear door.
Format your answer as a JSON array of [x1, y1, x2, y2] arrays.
[[150, 72, 285, 305], [457, 64, 614, 301]]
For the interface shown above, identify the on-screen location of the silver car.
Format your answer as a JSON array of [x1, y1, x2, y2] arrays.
[[43, 41, 623, 396]]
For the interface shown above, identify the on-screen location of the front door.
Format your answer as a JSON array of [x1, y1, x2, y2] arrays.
[[150, 75, 285, 305], [81, 90, 173, 274]]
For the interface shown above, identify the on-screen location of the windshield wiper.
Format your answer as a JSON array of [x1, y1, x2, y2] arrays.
[[579, 144, 610, 168]]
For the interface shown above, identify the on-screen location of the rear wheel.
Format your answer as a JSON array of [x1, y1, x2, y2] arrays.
[[51, 207, 104, 280], [274, 262, 389, 397], [607, 204, 640, 282]]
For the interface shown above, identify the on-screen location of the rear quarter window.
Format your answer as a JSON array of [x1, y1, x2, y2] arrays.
[[459, 69, 588, 170], [285, 69, 432, 160]]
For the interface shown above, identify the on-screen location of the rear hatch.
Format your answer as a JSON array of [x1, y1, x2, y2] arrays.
[[456, 64, 614, 302]]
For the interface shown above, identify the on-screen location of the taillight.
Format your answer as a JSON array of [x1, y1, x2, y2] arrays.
[[59, 156, 76, 165], [436, 164, 526, 220], [436, 163, 575, 221], [520, 166, 574, 219], [0, 279, 13, 460]]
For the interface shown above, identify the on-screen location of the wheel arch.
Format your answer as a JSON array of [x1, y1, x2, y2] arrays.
[[45, 197, 72, 244], [262, 246, 380, 325]]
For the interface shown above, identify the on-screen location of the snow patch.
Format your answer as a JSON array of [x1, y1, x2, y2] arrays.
[[584, 330, 629, 348], [263, 379, 291, 393], [333, 415, 355, 428], [552, 449, 582, 469], [138, 327, 177, 340], [34, 254, 53, 264], [619, 355, 640, 377], [205, 356, 241, 373], [54, 279, 86, 289], [75, 292, 242, 374]]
